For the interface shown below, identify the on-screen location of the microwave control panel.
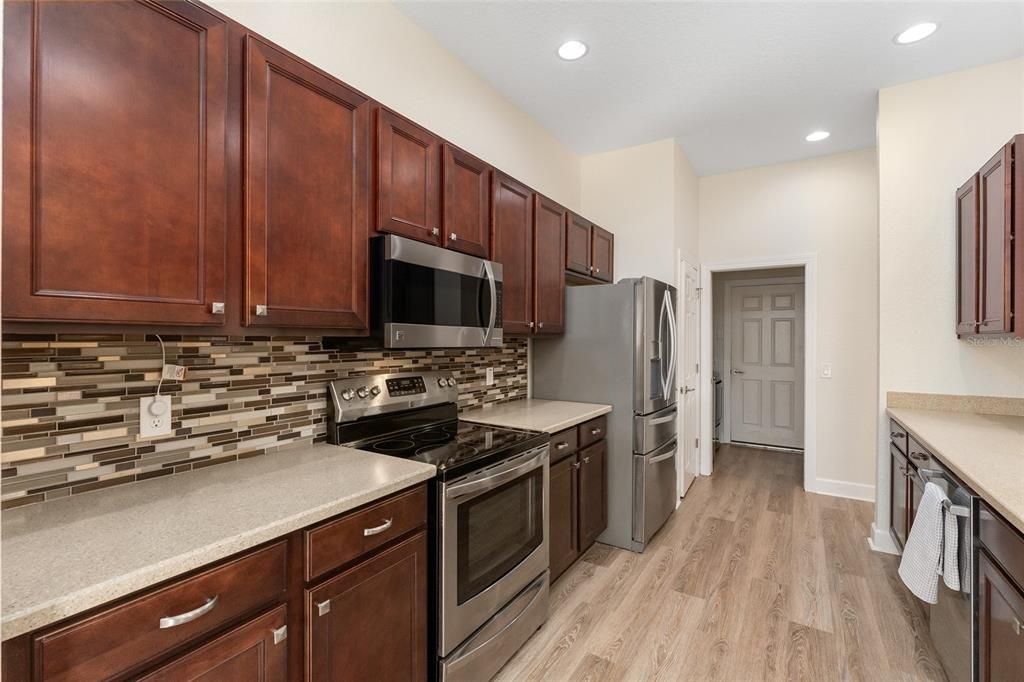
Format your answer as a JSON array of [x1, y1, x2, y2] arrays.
[[386, 376, 427, 397]]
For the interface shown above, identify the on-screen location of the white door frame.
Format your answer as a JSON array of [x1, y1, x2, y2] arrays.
[[677, 256, 699, 499], [721, 276, 805, 448], [699, 254, 817, 493]]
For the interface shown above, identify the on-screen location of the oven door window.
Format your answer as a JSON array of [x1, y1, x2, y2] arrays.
[[385, 261, 501, 329], [456, 467, 543, 604]]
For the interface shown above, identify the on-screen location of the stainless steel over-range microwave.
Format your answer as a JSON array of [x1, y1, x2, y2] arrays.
[[370, 235, 503, 349]]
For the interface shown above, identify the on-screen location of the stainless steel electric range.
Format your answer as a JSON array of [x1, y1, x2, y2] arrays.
[[327, 371, 550, 681]]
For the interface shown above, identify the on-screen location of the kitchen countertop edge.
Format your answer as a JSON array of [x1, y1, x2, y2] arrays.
[[887, 407, 1024, 535], [1, 445, 436, 641]]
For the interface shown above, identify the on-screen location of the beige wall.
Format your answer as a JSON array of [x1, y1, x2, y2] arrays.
[[874, 58, 1024, 542], [580, 139, 699, 285], [209, 0, 581, 212], [700, 149, 879, 495]]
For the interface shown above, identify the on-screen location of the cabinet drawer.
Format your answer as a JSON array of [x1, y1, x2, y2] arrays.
[[578, 416, 607, 448], [305, 485, 427, 581], [888, 419, 908, 454], [34, 541, 287, 682], [550, 427, 579, 462], [979, 501, 1024, 591], [905, 435, 932, 468]]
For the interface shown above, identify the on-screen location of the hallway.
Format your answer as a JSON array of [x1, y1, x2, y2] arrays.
[[495, 444, 947, 681]]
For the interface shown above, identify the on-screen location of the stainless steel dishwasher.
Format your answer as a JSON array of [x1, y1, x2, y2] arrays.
[[915, 455, 977, 682]]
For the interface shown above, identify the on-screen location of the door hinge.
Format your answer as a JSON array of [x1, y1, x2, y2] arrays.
[[695, 438, 699, 449], [695, 363, 699, 374]]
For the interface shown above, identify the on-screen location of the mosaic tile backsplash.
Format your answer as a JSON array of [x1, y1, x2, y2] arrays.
[[1, 334, 529, 509]]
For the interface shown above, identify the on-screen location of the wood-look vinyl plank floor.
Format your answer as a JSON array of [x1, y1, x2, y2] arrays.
[[493, 444, 947, 682]]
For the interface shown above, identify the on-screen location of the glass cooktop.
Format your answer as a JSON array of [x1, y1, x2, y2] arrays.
[[358, 420, 545, 479]]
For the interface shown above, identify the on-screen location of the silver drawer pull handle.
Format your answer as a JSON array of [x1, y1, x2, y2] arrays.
[[555, 442, 569, 450], [591, 428, 601, 436], [363, 518, 393, 536], [159, 596, 218, 629], [890, 431, 901, 438]]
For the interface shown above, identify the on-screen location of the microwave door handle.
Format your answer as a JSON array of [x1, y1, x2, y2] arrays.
[[482, 261, 497, 346]]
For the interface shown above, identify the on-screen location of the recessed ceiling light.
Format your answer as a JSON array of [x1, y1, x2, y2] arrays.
[[805, 130, 830, 142], [895, 22, 938, 45], [558, 40, 588, 61]]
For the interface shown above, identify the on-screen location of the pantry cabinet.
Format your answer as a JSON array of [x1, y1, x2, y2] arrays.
[[244, 36, 370, 330], [956, 135, 1023, 338], [375, 108, 442, 245], [2, 0, 228, 325], [548, 416, 608, 581]]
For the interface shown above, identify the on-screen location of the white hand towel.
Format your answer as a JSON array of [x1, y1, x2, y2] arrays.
[[942, 503, 960, 591], [898, 481, 947, 604]]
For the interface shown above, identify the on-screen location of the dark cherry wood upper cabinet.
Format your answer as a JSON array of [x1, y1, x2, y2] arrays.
[[977, 550, 1024, 682], [978, 144, 1013, 334], [956, 175, 981, 336], [491, 172, 534, 335], [2, 0, 227, 325], [307, 531, 427, 682], [578, 440, 608, 549], [375, 107, 441, 245], [565, 213, 592, 276], [442, 144, 491, 258], [549, 453, 579, 581], [137, 606, 287, 682], [244, 37, 370, 330], [591, 226, 614, 283], [533, 195, 567, 334]]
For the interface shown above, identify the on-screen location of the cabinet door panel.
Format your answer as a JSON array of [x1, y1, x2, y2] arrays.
[[565, 213, 592, 275], [491, 172, 534, 335], [591, 226, 614, 282], [979, 145, 1013, 334], [956, 175, 981, 336], [443, 144, 490, 257], [549, 454, 579, 581], [307, 532, 427, 681], [138, 606, 287, 682], [978, 550, 1024, 682], [245, 37, 369, 330], [2, 0, 227, 324], [376, 108, 440, 245], [579, 440, 607, 550], [890, 445, 908, 549], [533, 195, 567, 334]]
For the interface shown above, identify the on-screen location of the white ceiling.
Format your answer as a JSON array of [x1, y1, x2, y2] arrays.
[[395, 2, 1024, 176]]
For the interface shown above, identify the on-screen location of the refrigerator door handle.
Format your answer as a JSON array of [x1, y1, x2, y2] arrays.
[[664, 290, 678, 398]]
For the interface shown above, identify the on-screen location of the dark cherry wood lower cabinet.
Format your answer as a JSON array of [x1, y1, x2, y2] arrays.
[[977, 550, 1024, 682], [578, 441, 608, 549], [307, 531, 427, 681], [138, 606, 287, 682], [889, 444, 909, 550], [549, 453, 579, 580]]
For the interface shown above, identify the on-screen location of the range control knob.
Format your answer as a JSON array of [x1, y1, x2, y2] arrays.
[[356, 386, 369, 399], [340, 388, 355, 401], [446, 377, 457, 387], [437, 378, 447, 388], [370, 385, 381, 397]]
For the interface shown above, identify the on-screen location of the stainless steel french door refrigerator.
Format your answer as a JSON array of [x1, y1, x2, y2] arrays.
[[533, 276, 679, 552]]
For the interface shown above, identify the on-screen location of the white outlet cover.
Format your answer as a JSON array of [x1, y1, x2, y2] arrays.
[[162, 364, 187, 381], [486, 367, 494, 386], [139, 395, 173, 439]]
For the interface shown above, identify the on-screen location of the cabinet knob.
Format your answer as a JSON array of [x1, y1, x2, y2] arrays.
[[431, 228, 440, 236], [316, 600, 331, 616], [583, 456, 590, 464], [538, 322, 544, 329], [527, 321, 535, 328], [255, 304, 268, 317], [889, 431, 900, 439], [1014, 617, 1022, 636], [449, 233, 458, 241], [595, 268, 600, 274], [211, 301, 225, 314], [572, 461, 580, 470], [272, 625, 288, 645]]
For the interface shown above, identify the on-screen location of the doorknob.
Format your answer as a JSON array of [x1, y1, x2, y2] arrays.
[[732, 370, 745, 375]]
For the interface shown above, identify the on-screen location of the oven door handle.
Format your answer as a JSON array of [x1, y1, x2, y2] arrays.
[[445, 449, 547, 501], [481, 261, 497, 347]]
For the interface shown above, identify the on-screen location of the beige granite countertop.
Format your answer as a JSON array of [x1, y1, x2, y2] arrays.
[[1, 444, 435, 640], [462, 399, 612, 434], [887, 408, 1024, 533]]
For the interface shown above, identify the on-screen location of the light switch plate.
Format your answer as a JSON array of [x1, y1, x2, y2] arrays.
[[139, 395, 172, 439], [486, 367, 494, 386]]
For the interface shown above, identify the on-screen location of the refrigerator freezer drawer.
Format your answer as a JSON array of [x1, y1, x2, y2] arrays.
[[633, 404, 678, 454], [632, 439, 678, 551]]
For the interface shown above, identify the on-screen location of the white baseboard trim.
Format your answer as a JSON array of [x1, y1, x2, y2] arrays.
[[868, 523, 900, 555], [807, 477, 875, 502]]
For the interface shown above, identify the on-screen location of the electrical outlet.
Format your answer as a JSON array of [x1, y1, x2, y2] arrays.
[[486, 367, 494, 386], [139, 395, 172, 439], [162, 364, 187, 381]]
